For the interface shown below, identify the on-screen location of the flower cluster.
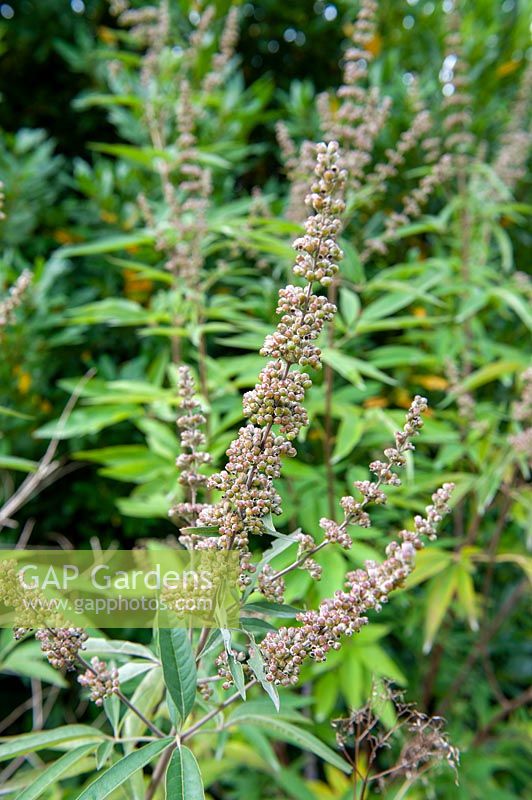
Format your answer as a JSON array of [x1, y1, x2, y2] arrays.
[[195, 142, 346, 584], [78, 657, 120, 706], [494, 64, 532, 189], [258, 564, 286, 603], [0, 270, 32, 330], [261, 288, 336, 368], [509, 367, 532, 457], [445, 359, 475, 422], [275, 132, 319, 222], [260, 483, 454, 686], [215, 649, 250, 690], [35, 628, 88, 671], [441, 4, 474, 158], [171, 366, 211, 525], [202, 7, 240, 92], [320, 0, 392, 189]]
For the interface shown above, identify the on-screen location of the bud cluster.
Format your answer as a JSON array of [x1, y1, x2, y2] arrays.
[[0, 270, 32, 330], [171, 366, 211, 524], [509, 367, 532, 457], [215, 649, 250, 690], [78, 657, 120, 706], [35, 628, 88, 671], [260, 483, 454, 686], [258, 564, 286, 603], [195, 142, 346, 584]]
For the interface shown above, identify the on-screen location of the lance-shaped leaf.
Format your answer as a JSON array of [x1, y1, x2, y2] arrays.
[[423, 566, 458, 653], [165, 744, 205, 800], [77, 738, 173, 800], [159, 628, 197, 725], [14, 744, 97, 800], [0, 725, 106, 762], [225, 713, 351, 775]]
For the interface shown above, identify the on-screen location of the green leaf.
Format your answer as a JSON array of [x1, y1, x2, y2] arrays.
[[57, 232, 154, 258], [332, 412, 363, 464], [159, 628, 197, 726], [490, 287, 532, 331], [34, 405, 142, 439], [2, 643, 68, 687], [455, 563, 479, 632], [339, 287, 360, 327], [77, 738, 173, 800], [165, 745, 205, 800], [0, 405, 34, 420], [64, 298, 154, 326], [242, 602, 300, 618], [322, 349, 396, 388], [404, 548, 453, 588], [14, 744, 96, 800], [0, 455, 38, 473], [457, 360, 525, 393], [225, 714, 351, 774], [0, 726, 106, 762], [423, 567, 459, 653], [228, 653, 247, 700], [321, 349, 364, 388], [247, 640, 280, 711]]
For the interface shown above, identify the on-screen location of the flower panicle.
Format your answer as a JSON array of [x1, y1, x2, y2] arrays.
[[195, 142, 346, 584], [0, 269, 32, 330], [78, 657, 120, 705], [171, 365, 212, 527], [261, 482, 454, 686]]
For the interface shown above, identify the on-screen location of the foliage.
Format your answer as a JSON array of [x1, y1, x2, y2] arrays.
[[0, 1, 530, 799]]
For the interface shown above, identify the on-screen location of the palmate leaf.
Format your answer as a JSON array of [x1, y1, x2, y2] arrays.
[[165, 745, 205, 800], [14, 743, 97, 800], [159, 628, 197, 725], [76, 738, 174, 800]]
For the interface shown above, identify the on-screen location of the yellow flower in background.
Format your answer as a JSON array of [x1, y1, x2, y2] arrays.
[[394, 388, 412, 409], [497, 59, 521, 78], [100, 210, 118, 224], [364, 395, 388, 408], [366, 33, 382, 56], [97, 26, 117, 45], [52, 229, 83, 245], [17, 371, 31, 395], [415, 375, 450, 391], [123, 269, 153, 301]]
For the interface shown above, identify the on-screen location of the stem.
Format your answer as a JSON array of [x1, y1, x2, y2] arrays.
[[270, 423, 412, 582], [75, 653, 166, 739], [323, 280, 337, 520], [481, 489, 513, 602], [146, 736, 177, 800], [181, 679, 257, 742], [472, 686, 532, 746], [0, 370, 95, 529], [437, 578, 527, 714]]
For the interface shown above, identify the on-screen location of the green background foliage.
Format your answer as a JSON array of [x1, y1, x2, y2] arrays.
[[0, 0, 530, 798]]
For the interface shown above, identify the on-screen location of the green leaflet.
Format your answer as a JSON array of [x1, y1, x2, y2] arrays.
[[423, 566, 459, 653], [159, 628, 197, 725], [14, 744, 97, 800], [165, 744, 205, 800], [77, 738, 174, 800], [0, 725, 107, 762], [225, 713, 351, 775]]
